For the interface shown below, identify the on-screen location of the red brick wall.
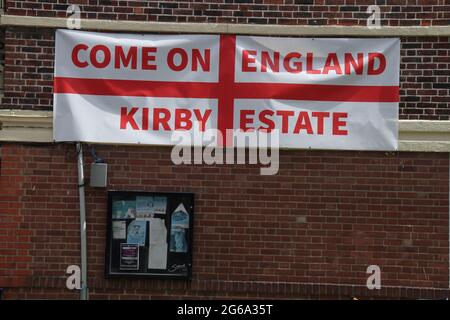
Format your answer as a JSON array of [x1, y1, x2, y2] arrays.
[[0, 144, 448, 299], [4, 0, 450, 26]]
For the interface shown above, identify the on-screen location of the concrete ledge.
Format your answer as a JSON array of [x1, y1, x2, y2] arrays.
[[1, 109, 450, 152], [1, 14, 450, 36], [399, 120, 450, 152], [0, 109, 53, 143]]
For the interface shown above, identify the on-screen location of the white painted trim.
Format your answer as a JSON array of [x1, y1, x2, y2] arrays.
[[399, 120, 450, 152], [1, 14, 450, 36], [1, 110, 450, 152], [398, 141, 450, 152], [0, 109, 53, 124], [400, 120, 450, 133], [0, 109, 52, 143]]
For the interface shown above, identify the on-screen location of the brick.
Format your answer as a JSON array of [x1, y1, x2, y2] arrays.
[[0, 143, 448, 299]]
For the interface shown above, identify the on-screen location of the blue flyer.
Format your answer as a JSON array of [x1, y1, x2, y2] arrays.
[[112, 200, 136, 219], [170, 203, 189, 253], [127, 220, 147, 246]]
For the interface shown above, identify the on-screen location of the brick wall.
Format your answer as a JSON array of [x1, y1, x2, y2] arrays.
[[0, 1, 449, 300], [1, 28, 54, 110], [0, 143, 448, 299], [4, 0, 450, 26], [0, 144, 33, 291]]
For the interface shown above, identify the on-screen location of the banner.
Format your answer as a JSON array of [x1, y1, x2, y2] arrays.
[[53, 29, 400, 150]]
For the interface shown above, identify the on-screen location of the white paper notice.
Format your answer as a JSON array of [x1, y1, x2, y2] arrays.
[[112, 221, 126, 239], [148, 218, 168, 269], [148, 243, 168, 269], [149, 218, 167, 244]]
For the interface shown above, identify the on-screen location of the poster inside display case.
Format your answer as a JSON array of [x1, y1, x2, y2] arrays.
[[105, 191, 194, 279]]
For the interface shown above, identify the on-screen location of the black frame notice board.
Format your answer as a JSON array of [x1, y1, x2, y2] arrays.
[[105, 191, 194, 279]]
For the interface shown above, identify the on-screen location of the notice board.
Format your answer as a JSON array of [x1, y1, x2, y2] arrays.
[[105, 191, 194, 279]]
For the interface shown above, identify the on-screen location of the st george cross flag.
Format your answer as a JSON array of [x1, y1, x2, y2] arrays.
[[53, 29, 400, 150]]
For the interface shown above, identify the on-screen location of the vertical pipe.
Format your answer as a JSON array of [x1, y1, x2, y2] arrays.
[[76, 142, 88, 300]]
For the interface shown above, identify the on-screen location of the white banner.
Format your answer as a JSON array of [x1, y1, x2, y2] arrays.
[[53, 29, 400, 150]]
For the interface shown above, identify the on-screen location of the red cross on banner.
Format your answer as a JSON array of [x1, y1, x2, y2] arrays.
[[54, 30, 400, 151]]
